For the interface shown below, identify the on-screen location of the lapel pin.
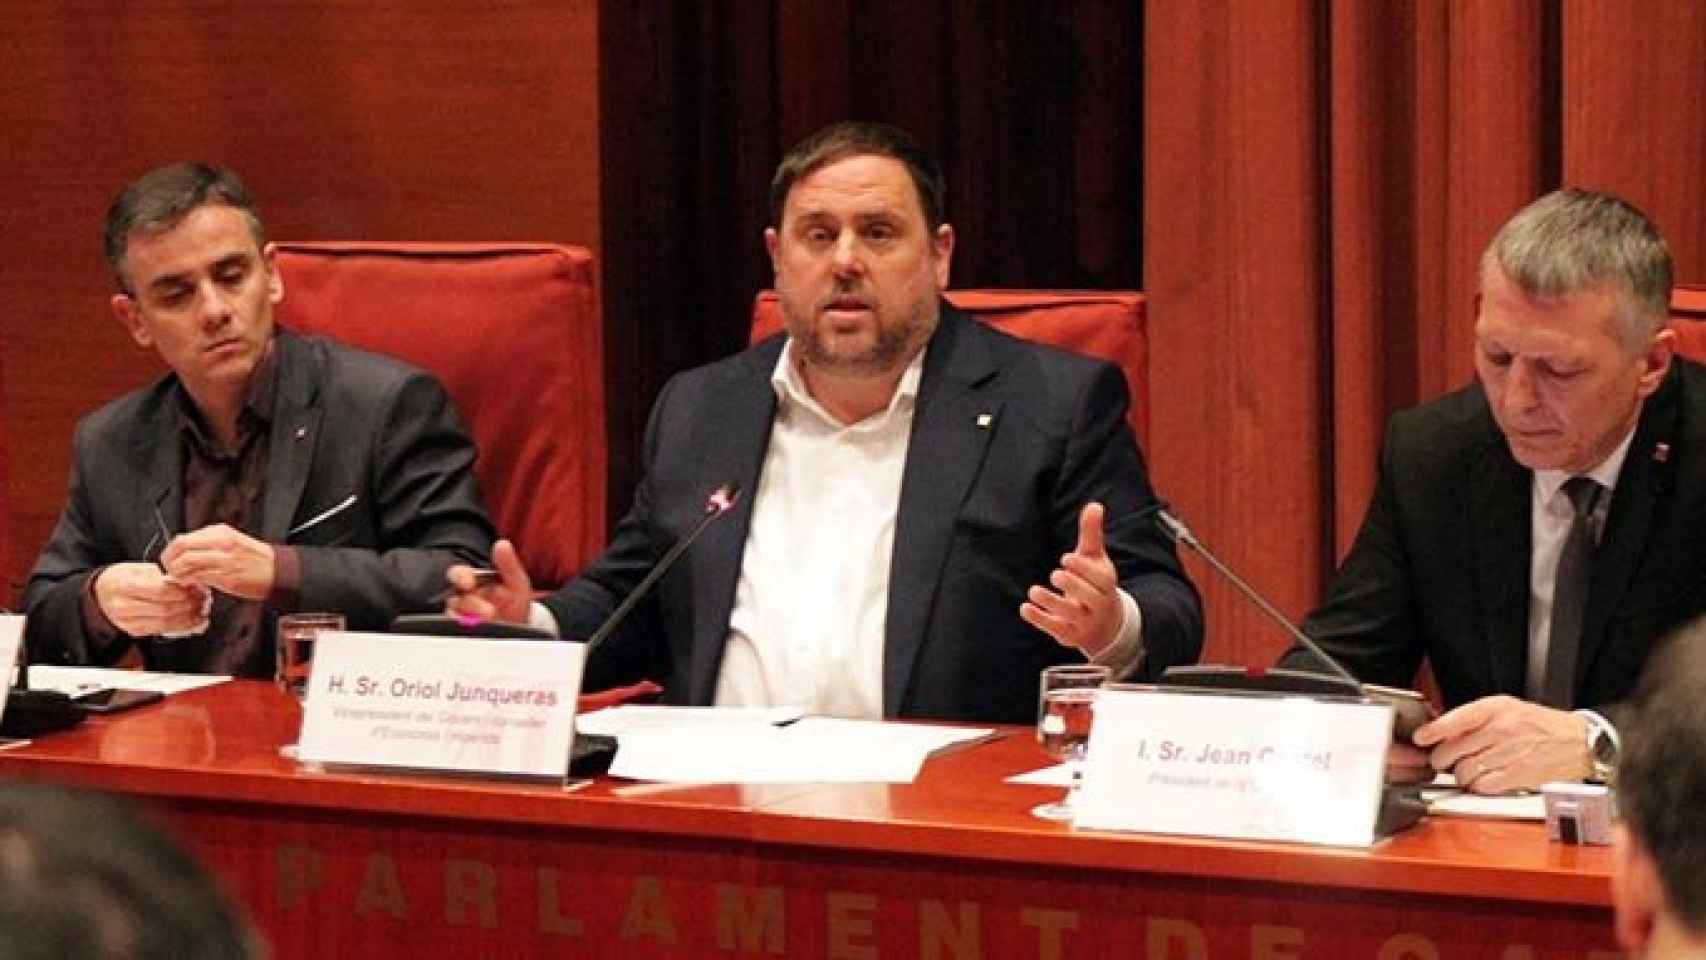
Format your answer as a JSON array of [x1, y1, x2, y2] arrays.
[[976, 413, 993, 429], [293, 426, 308, 441], [1654, 442, 1670, 463]]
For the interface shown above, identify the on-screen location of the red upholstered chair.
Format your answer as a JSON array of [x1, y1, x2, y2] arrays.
[[750, 290, 1150, 443], [273, 242, 604, 588], [1672, 285, 1706, 364]]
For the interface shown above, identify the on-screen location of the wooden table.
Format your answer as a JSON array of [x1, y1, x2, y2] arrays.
[[0, 681, 1619, 959]]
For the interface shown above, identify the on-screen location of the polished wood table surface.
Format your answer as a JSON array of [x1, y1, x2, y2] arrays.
[[1, 681, 1619, 959]]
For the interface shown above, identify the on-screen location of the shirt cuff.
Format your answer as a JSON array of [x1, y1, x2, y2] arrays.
[[265, 545, 302, 610], [1089, 588, 1145, 679], [80, 566, 124, 641], [528, 601, 562, 638]]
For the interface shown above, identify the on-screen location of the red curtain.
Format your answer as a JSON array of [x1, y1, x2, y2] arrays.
[[1147, 0, 1706, 671]]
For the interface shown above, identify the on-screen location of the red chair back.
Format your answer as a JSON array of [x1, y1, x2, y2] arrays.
[[274, 242, 604, 587], [1672, 285, 1706, 364], [751, 290, 1149, 443]]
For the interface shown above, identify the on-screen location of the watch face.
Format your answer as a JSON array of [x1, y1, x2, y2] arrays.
[[1592, 728, 1618, 765]]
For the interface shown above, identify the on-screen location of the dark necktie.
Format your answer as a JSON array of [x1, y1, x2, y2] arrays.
[[1542, 476, 1603, 708]]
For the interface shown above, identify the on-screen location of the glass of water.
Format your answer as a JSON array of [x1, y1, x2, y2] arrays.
[[1032, 663, 1110, 821], [276, 613, 344, 702]]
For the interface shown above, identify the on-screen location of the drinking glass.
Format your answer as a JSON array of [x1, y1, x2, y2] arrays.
[[1032, 663, 1110, 821], [276, 613, 345, 702]]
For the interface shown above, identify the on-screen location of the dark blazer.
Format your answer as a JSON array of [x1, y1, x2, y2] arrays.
[[1289, 360, 1706, 722], [545, 305, 1203, 723], [24, 330, 495, 676]]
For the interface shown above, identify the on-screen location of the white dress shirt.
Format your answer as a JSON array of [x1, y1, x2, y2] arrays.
[[1524, 427, 1635, 702], [532, 338, 1147, 716]]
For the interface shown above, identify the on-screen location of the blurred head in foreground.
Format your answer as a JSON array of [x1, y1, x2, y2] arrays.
[[0, 783, 256, 959]]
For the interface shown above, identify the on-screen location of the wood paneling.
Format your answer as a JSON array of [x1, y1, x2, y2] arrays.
[[0, 681, 1622, 958], [1145, 1, 1329, 664], [0, 1, 602, 585]]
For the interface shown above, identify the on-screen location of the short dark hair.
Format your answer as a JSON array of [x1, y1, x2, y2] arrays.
[[0, 784, 257, 959], [1621, 621, 1706, 934], [768, 122, 947, 231], [104, 162, 266, 295]]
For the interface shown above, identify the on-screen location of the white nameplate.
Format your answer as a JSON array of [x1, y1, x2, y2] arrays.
[[0, 616, 22, 723], [1074, 687, 1392, 846], [296, 631, 584, 778]]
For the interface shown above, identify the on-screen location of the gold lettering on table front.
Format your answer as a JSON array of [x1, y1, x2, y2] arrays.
[[827, 892, 879, 960], [355, 853, 408, 920], [714, 883, 784, 954], [1252, 924, 1305, 959], [445, 858, 498, 928], [1145, 917, 1206, 960], [920, 900, 981, 960], [1378, 933, 1440, 960], [621, 875, 679, 945], [537, 868, 584, 936], [1020, 907, 1080, 960], [275, 844, 324, 910], [1500, 947, 1537, 960]]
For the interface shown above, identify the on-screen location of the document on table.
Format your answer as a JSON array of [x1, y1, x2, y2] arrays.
[[1006, 763, 1073, 787], [608, 716, 996, 783], [26, 666, 231, 698], [575, 704, 805, 737], [1420, 773, 1545, 821]]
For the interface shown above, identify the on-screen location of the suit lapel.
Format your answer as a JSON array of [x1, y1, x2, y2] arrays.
[[884, 310, 1000, 716], [1578, 368, 1680, 691], [262, 333, 324, 540], [686, 344, 782, 705], [1470, 433, 1532, 698]]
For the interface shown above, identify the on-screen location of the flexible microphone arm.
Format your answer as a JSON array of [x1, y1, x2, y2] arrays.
[[1155, 508, 1361, 688], [582, 483, 742, 656]]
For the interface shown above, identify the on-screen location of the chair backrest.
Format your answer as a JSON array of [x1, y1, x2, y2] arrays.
[[273, 241, 604, 588], [1672, 285, 1706, 364], [750, 290, 1150, 443]]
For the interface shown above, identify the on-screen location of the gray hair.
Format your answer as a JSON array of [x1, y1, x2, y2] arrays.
[[1480, 188, 1674, 350], [104, 163, 266, 295]]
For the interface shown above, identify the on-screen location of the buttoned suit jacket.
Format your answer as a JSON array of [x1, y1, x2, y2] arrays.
[[545, 305, 1203, 723], [24, 330, 495, 676], [1289, 360, 1706, 722]]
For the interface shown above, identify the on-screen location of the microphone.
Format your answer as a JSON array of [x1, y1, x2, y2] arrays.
[[583, 482, 741, 656], [0, 613, 86, 739], [1154, 508, 1434, 739]]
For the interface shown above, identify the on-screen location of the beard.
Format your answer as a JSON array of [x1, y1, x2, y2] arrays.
[[784, 291, 938, 377]]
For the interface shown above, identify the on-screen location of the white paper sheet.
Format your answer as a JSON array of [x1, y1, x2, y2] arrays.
[[1422, 774, 1546, 820], [608, 716, 995, 784], [575, 704, 805, 737], [26, 666, 231, 698], [1006, 763, 1074, 786]]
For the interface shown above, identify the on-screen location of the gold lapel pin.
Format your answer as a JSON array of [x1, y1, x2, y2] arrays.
[[294, 426, 308, 440], [976, 413, 993, 429]]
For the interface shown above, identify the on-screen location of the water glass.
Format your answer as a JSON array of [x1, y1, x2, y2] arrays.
[[1032, 663, 1111, 821], [276, 613, 344, 702]]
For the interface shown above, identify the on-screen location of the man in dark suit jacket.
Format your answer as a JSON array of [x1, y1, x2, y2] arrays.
[[450, 122, 1202, 723], [1290, 189, 1698, 793], [24, 163, 493, 677]]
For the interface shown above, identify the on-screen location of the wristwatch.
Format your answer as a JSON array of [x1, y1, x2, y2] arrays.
[[1574, 709, 1621, 784]]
